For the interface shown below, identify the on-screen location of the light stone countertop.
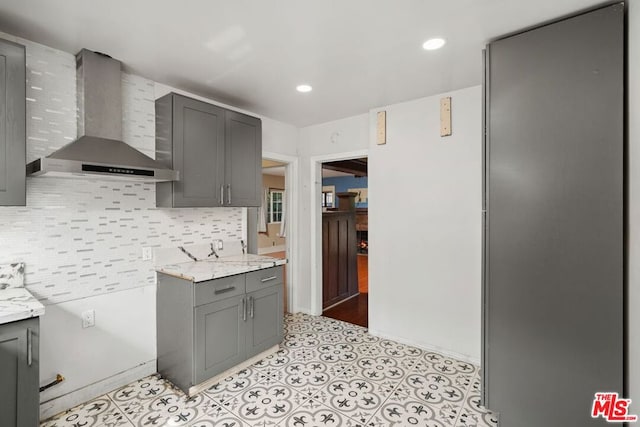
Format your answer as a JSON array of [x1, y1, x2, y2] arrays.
[[157, 254, 286, 283], [0, 288, 46, 325]]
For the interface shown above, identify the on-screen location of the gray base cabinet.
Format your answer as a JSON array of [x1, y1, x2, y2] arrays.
[[156, 92, 262, 208], [157, 267, 283, 393], [0, 38, 26, 206], [0, 317, 39, 427], [194, 294, 245, 384]]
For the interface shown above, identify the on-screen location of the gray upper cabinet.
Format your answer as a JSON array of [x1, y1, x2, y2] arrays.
[[224, 111, 262, 207], [0, 38, 26, 206], [0, 317, 40, 427], [156, 93, 262, 208]]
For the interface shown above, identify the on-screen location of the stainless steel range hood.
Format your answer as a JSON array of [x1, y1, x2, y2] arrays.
[[26, 49, 178, 182]]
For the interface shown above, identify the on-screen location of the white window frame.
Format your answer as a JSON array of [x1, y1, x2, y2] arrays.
[[268, 189, 284, 223]]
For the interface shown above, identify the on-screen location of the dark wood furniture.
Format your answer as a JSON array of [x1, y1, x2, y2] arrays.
[[322, 209, 358, 310]]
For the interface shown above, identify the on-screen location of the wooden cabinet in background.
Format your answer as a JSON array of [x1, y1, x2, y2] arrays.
[[322, 211, 358, 309]]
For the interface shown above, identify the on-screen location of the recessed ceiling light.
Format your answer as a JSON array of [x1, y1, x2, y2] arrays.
[[423, 38, 446, 51], [296, 84, 313, 93]]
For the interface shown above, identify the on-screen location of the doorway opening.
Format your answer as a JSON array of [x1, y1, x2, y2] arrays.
[[254, 155, 296, 314], [320, 157, 369, 327]]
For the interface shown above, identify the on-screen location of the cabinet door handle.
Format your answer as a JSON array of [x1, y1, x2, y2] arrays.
[[214, 286, 236, 295], [220, 185, 224, 205], [250, 296, 254, 318], [227, 184, 231, 205], [27, 328, 32, 367], [260, 276, 277, 283], [242, 297, 247, 321]]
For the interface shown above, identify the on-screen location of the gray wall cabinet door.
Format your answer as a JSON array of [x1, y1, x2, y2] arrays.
[[224, 110, 262, 207], [156, 93, 225, 207], [483, 4, 624, 426], [246, 284, 283, 358], [0, 38, 25, 206], [194, 295, 246, 384], [171, 95, 225, 207], [0, 317, 39, 427]]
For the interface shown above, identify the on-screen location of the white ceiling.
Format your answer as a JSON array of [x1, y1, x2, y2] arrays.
[[0, 0, 603, 126]]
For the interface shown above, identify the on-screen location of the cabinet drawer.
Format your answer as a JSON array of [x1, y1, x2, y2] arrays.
[[194, 275, 245, 306], [246, 267, 283, 293]]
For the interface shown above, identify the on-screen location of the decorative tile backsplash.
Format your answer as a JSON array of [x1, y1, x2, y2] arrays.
[[0, 32, 245, 305]]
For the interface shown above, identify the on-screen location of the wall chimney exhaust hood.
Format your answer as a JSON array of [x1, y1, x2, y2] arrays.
[[26, 49, 178, 182]]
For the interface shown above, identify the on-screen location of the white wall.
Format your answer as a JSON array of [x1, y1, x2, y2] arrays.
[[297, 114, 369, 313], [368, 86, 482, 362], [39, 287, 156, 418], [627, 0, 640, 407]]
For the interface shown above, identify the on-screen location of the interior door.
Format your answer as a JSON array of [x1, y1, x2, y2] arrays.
[[484, 4, 624, 426]]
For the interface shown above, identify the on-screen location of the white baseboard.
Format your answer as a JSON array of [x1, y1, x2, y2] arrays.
[[258, 245, 286, 255], [40, 359, 157, 421], [367, 329, 481, 366]]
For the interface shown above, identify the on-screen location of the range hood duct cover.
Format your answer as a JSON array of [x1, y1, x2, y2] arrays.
[[26, 49, 178, 182]]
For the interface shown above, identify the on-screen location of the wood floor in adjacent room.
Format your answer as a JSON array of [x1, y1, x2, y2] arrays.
[[323, 254, 369, 328]]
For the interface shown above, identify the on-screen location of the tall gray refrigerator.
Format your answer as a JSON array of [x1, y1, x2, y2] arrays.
[[483, 3, 625, 426]]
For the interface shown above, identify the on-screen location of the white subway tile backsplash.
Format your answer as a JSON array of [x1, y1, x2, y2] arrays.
[[0, 32, 244, 305]]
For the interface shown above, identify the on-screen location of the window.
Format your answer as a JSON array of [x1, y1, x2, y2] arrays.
[[267, 190, 283, 223], [322, 191, 334, 208]]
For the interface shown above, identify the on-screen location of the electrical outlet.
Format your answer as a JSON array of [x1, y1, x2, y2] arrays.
[[142, 247, 153, 261], [216, 240, 224, 250], [82, 309, 95, 328]]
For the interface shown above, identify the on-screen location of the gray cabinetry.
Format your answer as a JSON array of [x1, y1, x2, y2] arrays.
[[194, 294, 245, 384], [483, 4, 623, 426], [157, 266, 283, 393], [224, 110, 261, 207], [0, 317, 39, 427], [0, 38, 26, 206], [156, 93, 261, 208], [246, 285, 283, 358]]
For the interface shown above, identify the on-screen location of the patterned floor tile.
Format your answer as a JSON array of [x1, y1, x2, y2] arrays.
[[395, 371, 469, 409], [282, 333, 321, 349], [117, 388, 212, 426], [253, 349, 294, 376], [220, 382, 307, 426], [41, 396, 132, 427], [41, 314, 485, 427], [378, 339, 424, 359], [282, 361, 332, 396], [108, 374, 173, 404], [317, 343, 358, 364], [278, 398, 364, 427], [312, 376, 392, 424], [366, 399, 457, 427], [315, 331, 349, 345], [339, 329, 379, 345], [422, 353, 478, 377], [458, 379, 499, 427], [286, 346, 317, 362], [353, 342, 384, 358], [190, 403, 249, 426], [204, 367, 273, 404]]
